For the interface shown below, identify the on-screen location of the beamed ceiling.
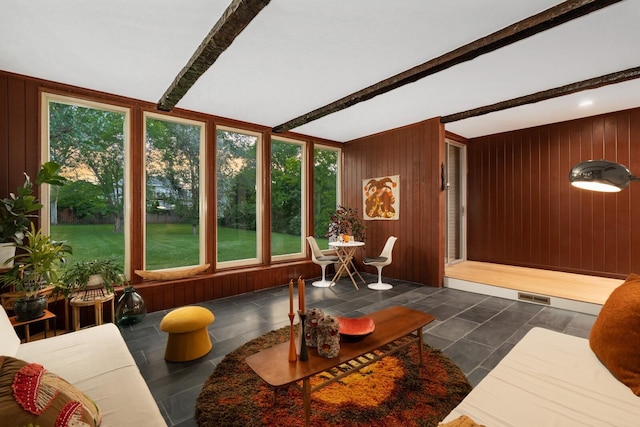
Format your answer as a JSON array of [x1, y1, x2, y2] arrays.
[[1, 0, 639, 142]]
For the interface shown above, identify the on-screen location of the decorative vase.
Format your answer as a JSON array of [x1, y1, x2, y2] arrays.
[[317, 315, 340, 358], [304, 308, 324, 347], [115, 286, 146, 326], [80, 274, 107, 300], [13, 295, 47, 321]]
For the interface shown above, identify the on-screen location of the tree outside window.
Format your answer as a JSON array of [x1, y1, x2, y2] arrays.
[[46, 96, 128, 269], [216, 128, 261, 265], [271, 138, 305, 258], [313, 146, 340, 250], [145, 114, 204, 269]]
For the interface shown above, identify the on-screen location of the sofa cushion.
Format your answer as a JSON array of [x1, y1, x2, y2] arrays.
[[0, 306, 20, 356], [589, 273, 640, 395], [0, 355, 101, 426]]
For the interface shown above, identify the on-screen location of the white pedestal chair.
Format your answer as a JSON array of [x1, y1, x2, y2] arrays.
[[363, 236, 398, 290], [306, 236, 339, 287]]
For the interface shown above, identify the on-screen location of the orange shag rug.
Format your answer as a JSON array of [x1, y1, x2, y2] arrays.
[[195, 326, 471, 427]]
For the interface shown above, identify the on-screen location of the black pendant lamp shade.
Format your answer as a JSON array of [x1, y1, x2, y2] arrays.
[[569, 160, 639, 192]]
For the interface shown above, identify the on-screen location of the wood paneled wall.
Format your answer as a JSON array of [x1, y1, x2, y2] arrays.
[[343, 119, 445, 286], [0, 73, 39, 195], [467, 107, 640, 279], [0, 70, 322, 312]]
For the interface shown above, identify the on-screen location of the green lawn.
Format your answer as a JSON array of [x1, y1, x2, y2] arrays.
[[51, 224, 329, 270]]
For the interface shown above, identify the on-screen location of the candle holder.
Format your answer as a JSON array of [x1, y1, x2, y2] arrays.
[[298, 310, 309, 361], [288, 312, 297, 362]]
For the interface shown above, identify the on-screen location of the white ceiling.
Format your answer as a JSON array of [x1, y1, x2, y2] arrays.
[[1, 0, 639, 142]]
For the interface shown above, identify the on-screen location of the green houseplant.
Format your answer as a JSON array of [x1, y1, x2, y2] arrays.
[[326, 205, 366, 242], [61, 258, 124, 299], [0, 162, 67, 269], [0, 161, 67, 244], [0, 224, 72, 320]]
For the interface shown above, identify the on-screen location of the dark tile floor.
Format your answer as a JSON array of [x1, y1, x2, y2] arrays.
[[119, 273, 597, 427]]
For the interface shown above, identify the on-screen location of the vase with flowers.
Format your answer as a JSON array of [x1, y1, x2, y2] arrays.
[[326, 205, 366, 242]]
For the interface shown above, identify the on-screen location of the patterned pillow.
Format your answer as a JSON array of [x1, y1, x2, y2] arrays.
[[0, 355, 101, 426], [589, 273, 640, 395]]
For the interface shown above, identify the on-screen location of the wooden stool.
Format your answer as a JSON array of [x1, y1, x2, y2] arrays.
[[160, 306, 215, 362], [70, 293, 115, 331]]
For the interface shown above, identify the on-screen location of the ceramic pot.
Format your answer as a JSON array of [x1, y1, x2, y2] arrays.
[[86, 274, 104, 289], [13, 295, 47, 321]]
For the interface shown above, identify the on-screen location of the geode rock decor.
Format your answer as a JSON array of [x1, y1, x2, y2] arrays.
[[317, 315, 340, 358], [304, 307, 324, 347]]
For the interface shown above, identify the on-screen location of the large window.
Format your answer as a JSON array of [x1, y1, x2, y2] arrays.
[[144, 114, 205, 269], [43, 94, 130, 272], [313, 146, 340, 250], [216, 127, 262, 266], [271, 137, 306, 259], [41, 93, 338, 276]]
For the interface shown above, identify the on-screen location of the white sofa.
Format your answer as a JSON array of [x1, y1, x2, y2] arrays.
[[441, 327, 640, 427], [0, 305, 167, 426]]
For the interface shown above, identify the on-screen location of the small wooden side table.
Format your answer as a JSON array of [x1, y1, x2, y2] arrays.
[[2, 286, 70, 331], [10, 309, 57, 343], [70, 293, 115, 331]]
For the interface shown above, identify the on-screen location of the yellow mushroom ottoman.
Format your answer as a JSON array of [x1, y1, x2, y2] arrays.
[[160, 306, 215, 362]]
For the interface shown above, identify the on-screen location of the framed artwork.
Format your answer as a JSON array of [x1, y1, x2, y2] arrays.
[[363, 175, 399, 220]]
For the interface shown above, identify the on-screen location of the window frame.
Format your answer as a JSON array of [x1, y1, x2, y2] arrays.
[[40, 92, 132, 274], [215, 125, 263, 269], [312, 144, 342, 252], [270, 135, 308, 262], [143, 111, 207, 270]]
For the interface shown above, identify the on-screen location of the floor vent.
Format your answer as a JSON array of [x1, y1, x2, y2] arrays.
[[518, 292, 551, 305]]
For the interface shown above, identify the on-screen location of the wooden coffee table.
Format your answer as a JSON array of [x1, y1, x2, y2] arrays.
[[246, 306, 435, 426]]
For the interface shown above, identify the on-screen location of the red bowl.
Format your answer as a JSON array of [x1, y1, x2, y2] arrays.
[[336, 316, 375, 342]]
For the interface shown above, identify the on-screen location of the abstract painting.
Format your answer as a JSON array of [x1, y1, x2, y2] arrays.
[[363, 175, 399, 220]]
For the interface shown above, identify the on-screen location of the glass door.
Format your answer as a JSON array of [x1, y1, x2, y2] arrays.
[[445, 140, 466, 265]]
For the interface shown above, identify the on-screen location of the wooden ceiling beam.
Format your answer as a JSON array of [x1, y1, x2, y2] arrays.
[[440, 66, 640, 123], [157, 0, 270, 112], [272, 0, 622, 133]]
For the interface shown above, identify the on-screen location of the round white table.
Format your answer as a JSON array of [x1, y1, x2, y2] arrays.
[[328, 241, 366, 290]]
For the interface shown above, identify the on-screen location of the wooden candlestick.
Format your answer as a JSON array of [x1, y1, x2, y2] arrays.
[[298, 276, 305, 312], [288, 279, 294, 314], [288, 312, 297, 362]]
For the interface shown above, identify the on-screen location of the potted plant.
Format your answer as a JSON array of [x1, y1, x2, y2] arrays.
[[0, 162, 67, 268], [0, 224, 72, 320], [326, 205, 366, 242], [60, 258, 124, 299]]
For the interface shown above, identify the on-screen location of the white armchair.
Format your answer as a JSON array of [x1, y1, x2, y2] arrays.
[[362, 236, 397, 290], [306, 236, 339, 287]]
